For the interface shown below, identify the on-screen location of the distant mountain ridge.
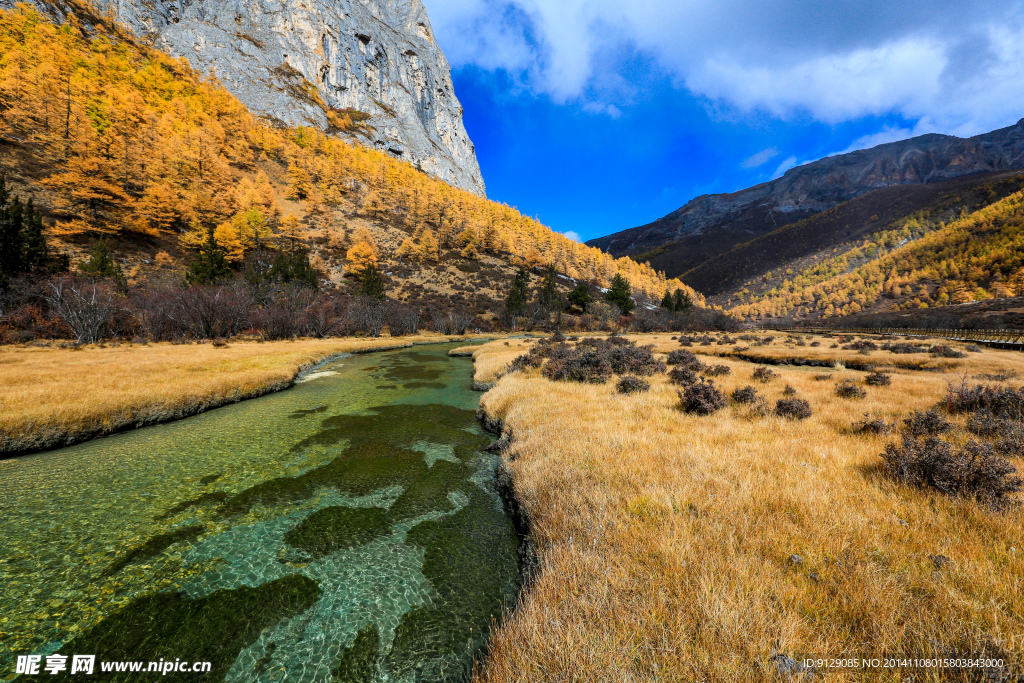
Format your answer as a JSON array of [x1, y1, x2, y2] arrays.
[[588, 118, 1024, 265]]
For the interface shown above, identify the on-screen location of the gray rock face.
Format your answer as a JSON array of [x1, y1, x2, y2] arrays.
[[590, 118, 1024, 255], [17, 0, 485, 195]]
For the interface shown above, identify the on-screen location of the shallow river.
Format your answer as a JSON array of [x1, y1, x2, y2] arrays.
[[0, 343, 521, 682]]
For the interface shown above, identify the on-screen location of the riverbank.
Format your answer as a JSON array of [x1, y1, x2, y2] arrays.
[[471, 332, 1023, 681], [0, 334, 495, 456]]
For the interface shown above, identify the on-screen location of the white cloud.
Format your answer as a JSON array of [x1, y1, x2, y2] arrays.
[[740, 147, 779, 169], [831, 121, 938, 156], [583, 101, 622, 118], [423, 0, 1024, 136], [771, 156, 799, 179], [562, 230, 582, 242]]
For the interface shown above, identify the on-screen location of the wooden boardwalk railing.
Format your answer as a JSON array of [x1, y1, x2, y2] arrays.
[[779, 327, 1024, 347]]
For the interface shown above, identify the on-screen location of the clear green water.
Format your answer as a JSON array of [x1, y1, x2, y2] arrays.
[[0, 344, 520, 682]]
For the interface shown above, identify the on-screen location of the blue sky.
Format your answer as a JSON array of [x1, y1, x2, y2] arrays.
[[422, 0, 1024, 243]]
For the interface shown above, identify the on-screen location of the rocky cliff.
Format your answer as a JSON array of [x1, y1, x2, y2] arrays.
[[13, 0, 485, 196], [589, 118, 1024, 257]]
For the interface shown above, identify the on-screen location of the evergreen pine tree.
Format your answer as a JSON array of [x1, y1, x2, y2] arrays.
[[660, 289, 674, 310], [271, 249, 293, 283], [0, 192, 24, 278], [538, 264, 563, 311], [673, 288, 693, 312], [22, 199, 48, 272], [185, 226, 232, 285], [568, 281, 594, 312], [605, 273, 635, 314], [358, 261, 386, 299], [505, 268, 530, 314], [81, 237, 127, 288], [244, 243, 274, 300], [286, 246, 318, 290]]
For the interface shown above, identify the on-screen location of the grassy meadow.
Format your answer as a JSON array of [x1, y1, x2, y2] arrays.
[[0, 333, 490, 455], [469, 332, 1024, 682]]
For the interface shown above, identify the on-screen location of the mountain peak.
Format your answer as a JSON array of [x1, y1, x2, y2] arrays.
[[587, 117, 1024, 262], [9, 0, 486, 196]]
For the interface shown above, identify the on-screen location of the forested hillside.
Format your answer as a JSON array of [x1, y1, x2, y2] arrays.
[[0, 3, 697, 328], [728, 182, 1024, 323], [682, 171, 1024, 298]]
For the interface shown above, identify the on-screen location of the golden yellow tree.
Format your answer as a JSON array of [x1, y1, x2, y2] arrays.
[[420, 228, 440, 262], [346, 240, 378, 276]]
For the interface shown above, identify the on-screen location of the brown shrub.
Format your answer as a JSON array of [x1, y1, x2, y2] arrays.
[[881, 436, 1022, 511], [775, 398, 812, 420], [753, 366, 778, 383], [967, 411, 1001, 437], [703, 364, 731, 377], [944, 381, 1024, 420], [616, 375, 650, 394], [782, 384, 796, 396], [883, 342, 925, 354], [730, 386, 759, 404], [852, 413, 892, 435], [542, 347, 613, 384], [903, 410, 952, 436], [679, 380, 727, 415], [668, 366, 699, 386], [865, 371, 892, 386], [930, 344, 967, 358], [666, 349, 702, 370], [835, 379, 867, 399]]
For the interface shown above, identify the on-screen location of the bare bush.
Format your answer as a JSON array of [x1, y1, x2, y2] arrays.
[[616, 375, 650, 394], [944, 381, 1024, 420], [666, 349, 703, 370], [835, 379, 867, 399], [543, 347, 612, 383], [753, 366, 778, 383], [995, 426, 1024, 458], [903, 410, 952, 436], [730, 385, 759, 404], [852, 414, 892, 435], [782, 384, 796, 396], [930, 344, 967, 358], [679, 379, 727, 415], [251, 300, 306, 340], [134, 285, 251, 340], [967, 411, 1001, 437], [579, 337, 666, 376], [843, 340, 878, 351], [881, 436, 1022, 511], [386, 304, 421, 337], [348, 296, 389, 337], [865, 371, 892, 386], [45, 277, 126, 344], [883, 342, 925, 354], [431, 308, 473, 335], [304, 297, 348, 338], [668, 366, 699, 386], [775, 398, 812, 420], [629, 308, 670, 333], [703, 364, 731, 377]]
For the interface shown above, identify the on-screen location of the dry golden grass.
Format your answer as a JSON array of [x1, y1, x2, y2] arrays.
[[473, 332, 1024, 682], [0, 333, 488, 455]]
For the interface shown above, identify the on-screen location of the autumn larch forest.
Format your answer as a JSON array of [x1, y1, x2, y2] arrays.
[[0, 2, 711, 344]]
